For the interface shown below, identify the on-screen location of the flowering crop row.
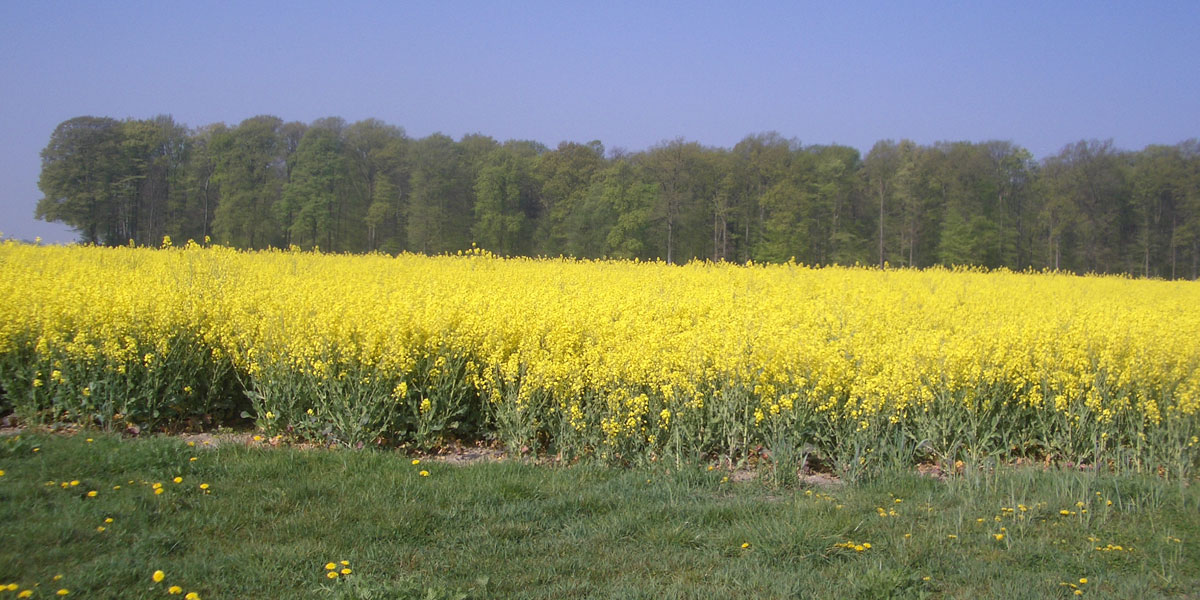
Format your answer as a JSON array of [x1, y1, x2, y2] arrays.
[[1, 241, 1197, 472]]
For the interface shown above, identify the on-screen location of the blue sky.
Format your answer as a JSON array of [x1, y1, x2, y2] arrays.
[[2, 1, 1197, 242]]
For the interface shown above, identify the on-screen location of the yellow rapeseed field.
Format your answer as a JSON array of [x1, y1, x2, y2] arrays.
[[1, 240, 1197, 470]]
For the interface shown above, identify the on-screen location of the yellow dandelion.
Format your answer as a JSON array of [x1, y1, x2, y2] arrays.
[[741, 542, 750, 549], [153, 570, 165, 583], [53, 575, 62, 581], [341, 568, 352, 575], [340, 560, 349, 566], [86, 490, 98, 498], [185, 593, 199, 600], [325, 562, 337, 570], [994, 534, 1004, 541], [187, 441, 195, 447], [199, 483, 210, 490], [56, 589, 69, 596], [1079, 578, 1088, 584], [1074, 591, 1083, 596], [85, 438, 93, 443], [112, 485, 121, 490], [411, 459, 420, 465], [69, 480, 79, 487], [154, 488, 165, 495], [96, 526, 106, 532], [0, 470, 5, 477], [168, 585, 182, 594], [327, 571, 339, 579], [19, 591, 34, 598], [419, 470, 429, 477], [189, 457, 198, 462], [173, 476, 183, 484]]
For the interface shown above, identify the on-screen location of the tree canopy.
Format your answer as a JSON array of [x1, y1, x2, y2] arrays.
[[35, 114, 1200, 279]]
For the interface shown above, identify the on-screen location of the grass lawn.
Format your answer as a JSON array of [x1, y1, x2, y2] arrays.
[[0, 432, 1196, 599]]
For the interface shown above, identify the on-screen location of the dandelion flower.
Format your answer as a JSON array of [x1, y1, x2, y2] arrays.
[[341, 568, 352, 575], [327, 571, 339, 579], [96, 526, 106, 532], [411, 459, 420, 465], [154, 488, 165, 495], [173, 477, 183, 484], [189, 457, 198, 462], [199, 483, 210, 490], [69, 480, 79, 487], [153, 570, 165, 583], [19, 591, 33, 598], [340, 560, 349, 566], [994, 534, 1004, 541], [419, 470, 429, 477], [741, 542, 750, 549], [104, 517, 113, 524], [325, 562, 337, 570], [85, 438, 93, 443], [168, 585, 182, 594], [53, 575, 62, 581], [0, 470, 5, 477], [87, 490, 98, 498], [112, 485, 121, 490], [56, 589, 69, 596], [187, 441, 195, 447], [185, 593, 199, 600], [1079, 578, 1088, 584]]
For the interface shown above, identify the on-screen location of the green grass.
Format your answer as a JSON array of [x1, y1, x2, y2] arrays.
[[0, 432, 1197, 599]]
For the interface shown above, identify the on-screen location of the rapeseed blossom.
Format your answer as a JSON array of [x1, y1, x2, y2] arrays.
[[0, 243, 1197, 467]]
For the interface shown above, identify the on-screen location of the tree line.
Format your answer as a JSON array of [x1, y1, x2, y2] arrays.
[[35, 114, 1200, 279]]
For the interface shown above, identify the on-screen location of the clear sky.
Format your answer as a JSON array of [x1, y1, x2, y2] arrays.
[[2, 1, 1197, 243]]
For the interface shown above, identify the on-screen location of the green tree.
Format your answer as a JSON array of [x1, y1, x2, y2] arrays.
[[210, 116, 288, 249], [35, 117, 126, 244]]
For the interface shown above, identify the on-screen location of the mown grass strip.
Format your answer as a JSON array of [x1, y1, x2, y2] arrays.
[[0, 432, 1196, 599]]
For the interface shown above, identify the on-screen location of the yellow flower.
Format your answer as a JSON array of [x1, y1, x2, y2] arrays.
[[341, 568, 352, 575], [85, 438, 93, 443], [185, 593, 199, 600], [327, 571, 339, 579], [53, 575, 62, 581], [411, 459, 420, 466], [253, 435, 262, 442], [86, 490, 98, 498], [56, 590, 69, 596], [19, 591, 34, 598], [96, 526, 106, 532], [190, 457, 198, 462], [154, 488, 165, 495], [419, 470, 429, 477], [199, 483, 210, 490], [1074, 591, 1082, 596], [994, 534, 1004, 541], [1079, 578, 1088, 584], [173, 477, 183, 484], [153, 570, 165, 583], [340, 560, 349, 566], [104, 517, 114, 523], [325, 562, 336, 570], [168, 585, 182, 594], [69, 480, 79, 487], [741, 542, 750, 549]]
